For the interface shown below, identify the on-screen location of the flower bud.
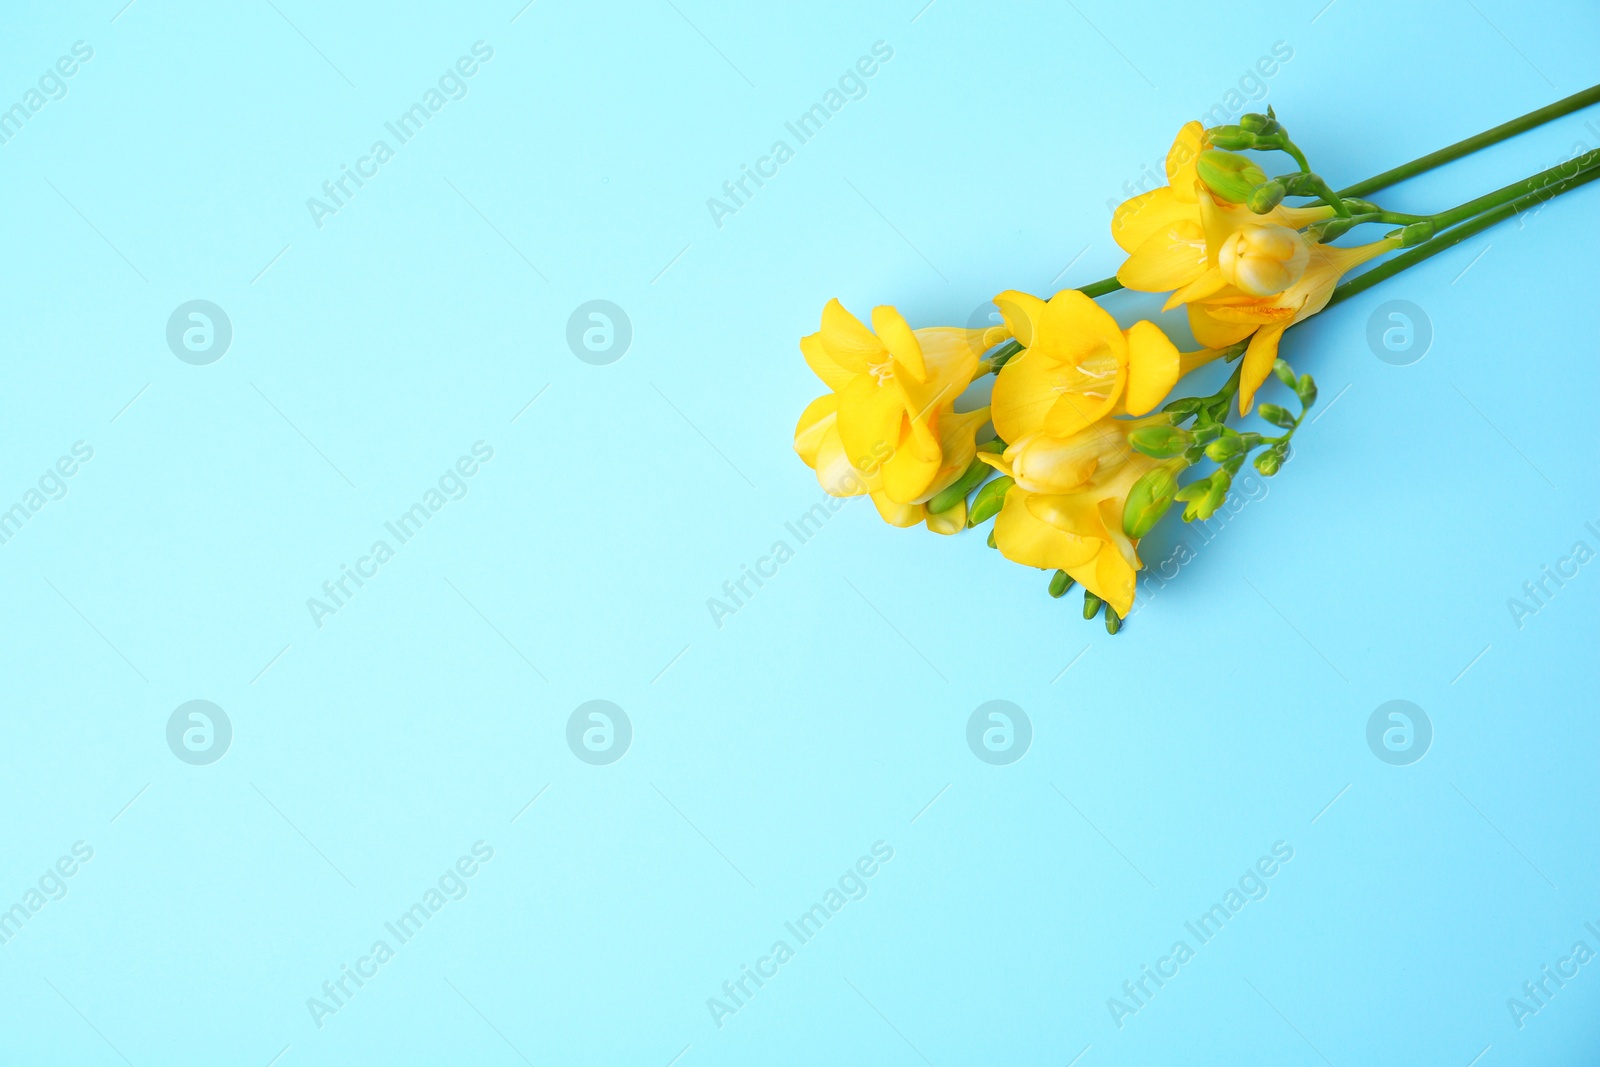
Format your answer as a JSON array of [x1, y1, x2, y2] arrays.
[[1246, 179, 1287, 214], [1204, 435, 1243, 462], [1295, 374, 1317, 407], [1217, 224, 1310, 296], [1254, 450, 1282, 476], [1128, 424, 1191, 459], [1122, 465, 1179, 539], [1082, 590, 1104, 620], [1196, 149, 1270, 204], [1238, 112, 1279, 134], [1398, 220, 1436, 247], [1104, 606, 1122, 635], [1257, 403, 1296, 429], [1205, 124, 1256, 150], [1048, 569, 1073, 598], [968, 476, 1013, 526]]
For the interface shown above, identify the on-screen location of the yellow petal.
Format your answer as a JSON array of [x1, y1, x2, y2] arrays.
[[813, 423, 873, 497], [990, 344, 1061, 442], [994, 487, 1101, 570], [1161, 266, 1229, 312], [1112, 187, 1192, 253], [925, 500, 966, 535], [1187, 302, 1259, 349], [800, 332, 855, 392], [872, 305, 928, 383], [1036, 289, 1126, 366], [870, 490, 924, 527], [919, 406, 991, 502], [993, 290, 1048, 347], [1117, 219, 1208, 293], [1238, 323, 1287, 415], [1166, 121, 1206, 201], [900, 327, 979, 428], [835, 374, 904, 471], [880, 435, 940, 504], [793, 395, 837, 467], [819, 298, 884, 372], [1122, 321, 1182, 416], [1043, 385, 1120, 439], [1087, 546, 1138, 617]]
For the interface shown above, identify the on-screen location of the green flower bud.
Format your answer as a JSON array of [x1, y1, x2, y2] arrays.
[[1122, 465, 1180, 539], [1246, 179, 1287, 214], [1257, 403, 1297, 430], [927, 456, 992, 515], [1238, 112, 1279, 135], [1205, 124, 1255, 150], [967, 475, 1013, 527], [1398, 220, 1436, 247], [1295, 374, 1317, 407], [1272, 359, 1298, 388], [1308, 216, 1357, 244], [987, 528, 997, 548], [1204, 435, 1244, 462], [1048, 569, 1073, 598], [1197, 149, 1270, 204], [1104, 606, 1122, 635], [1128, 424, 1192, 459], [977, 437, 1005, 454], [1254, 450, 1282, 476], [1082, 590, 1104, 620]]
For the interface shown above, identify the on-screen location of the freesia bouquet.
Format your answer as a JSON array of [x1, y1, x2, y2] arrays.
[[793, 86, 1600, 633]]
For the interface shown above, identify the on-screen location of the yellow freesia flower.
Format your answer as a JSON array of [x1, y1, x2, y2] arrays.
[[794, 299, 991, 531], [989, 288, 1217, 443], [1186, 233, 1400, 413], [980, 422, 1164, 617], [1113, 124, 1331, 301]]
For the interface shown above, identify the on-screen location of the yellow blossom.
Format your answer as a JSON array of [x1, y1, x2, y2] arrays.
[[1112, 122, 1330, 301], [1186, 234, 1400, 413], [980, 424, 1161, 617], [989, 289, 1207, 444], [794, 299, 991, 531]]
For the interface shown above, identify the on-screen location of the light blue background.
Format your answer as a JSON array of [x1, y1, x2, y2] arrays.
[[2, 0, 1598, 1063]]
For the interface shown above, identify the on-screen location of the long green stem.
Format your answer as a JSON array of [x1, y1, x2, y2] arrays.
[[1426, 145, 1600, 230], [1328, 162, 1600, 308], [1339, 82, 1600, 198]]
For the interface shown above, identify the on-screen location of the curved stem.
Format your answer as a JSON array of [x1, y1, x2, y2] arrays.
[[1339, 82, 1600, 198]]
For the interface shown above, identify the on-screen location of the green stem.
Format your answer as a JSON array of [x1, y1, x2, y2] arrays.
[[1328, 161, 1600, 309], [1339, 82, 1600, 198], [1426, 146, 1600, 230]]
